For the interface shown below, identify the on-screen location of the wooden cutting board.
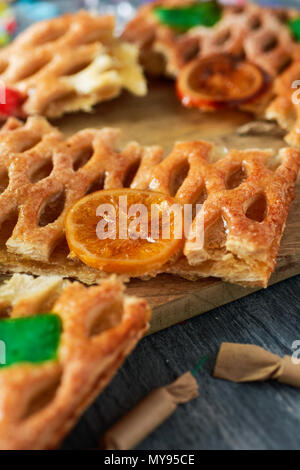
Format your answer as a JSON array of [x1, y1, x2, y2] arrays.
[[56, 80, 300, 335]]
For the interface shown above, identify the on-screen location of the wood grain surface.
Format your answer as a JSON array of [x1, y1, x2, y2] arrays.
[[56, 80, 300, 334]]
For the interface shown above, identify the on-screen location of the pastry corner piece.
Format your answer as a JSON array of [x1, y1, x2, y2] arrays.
[[266, 62, 300, 148], [182, 146, 300, 288], [0, 10, 147, 119], [0, 274, 150, 450]]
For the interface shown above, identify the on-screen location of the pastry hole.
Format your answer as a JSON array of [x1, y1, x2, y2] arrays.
[[30, 160, 53, 183], [204, 216, 227, 252], [192, 188, 207, 219], [86, 175, 105, 195], [0, 211, 18, 246], [22, 374, 61, 421], [63, 60, 92, 76], [88, 300, 123, 337], [0, 169, 9, 194], [225, 165, 247, 189], [185, 45, 200, 62], [0, 305, 12, 319], [277, 56, 293, 74], [215, 30, 231, 46], [237, 50, 246, 61], [169, 161, 190, 197], [232, 6, 245, 14], [142, 51, 167, 76], [17, 58, 50, 81], [245, 193, 267, 222], [73, 146, 94, 171], [262, 36, 278, 53], [183, 42, 201, 63], [50, 237, 70, 260], [249, 16, 262, 30], [39, 191, 66, 227], [123, 160, 141, 188], [0, 59, 8, 75], [194, 187, 208, 205], [19, 136, 42, 153], [274, 10, 289, 23]]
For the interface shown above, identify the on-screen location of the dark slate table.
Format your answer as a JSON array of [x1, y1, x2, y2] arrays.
[[11, 0, 300, 451], [62, 275, 300, 450]]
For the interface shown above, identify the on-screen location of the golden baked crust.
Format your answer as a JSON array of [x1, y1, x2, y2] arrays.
[[0, 274, 150, 450], [148, 141, 300, 287], [266, 62, 300, 148], [123, 0, 300, 122], [122, 0, 300, 78], [0, 11, 146, 118], [184, 150, 300, 287], [0, 117, 299, 287], [0, 116, 162, 284]]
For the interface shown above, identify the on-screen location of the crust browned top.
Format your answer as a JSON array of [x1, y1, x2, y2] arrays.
[[0, 274, 150, 450], [123, 1, 300, 146], [0, 11, 146, 118], [123, 1, 300, 77], [0, 117, 299, 287], [266, 62, 300, 148]]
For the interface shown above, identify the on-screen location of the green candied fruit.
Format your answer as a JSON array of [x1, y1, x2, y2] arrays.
[[288, 17, 300, 42], [0, 314, 61, 368], [154, 0, 222, 31]]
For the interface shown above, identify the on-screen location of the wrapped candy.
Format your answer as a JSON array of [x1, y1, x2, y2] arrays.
[[101, 372, 199, 450], [214, 343, 300, 388]]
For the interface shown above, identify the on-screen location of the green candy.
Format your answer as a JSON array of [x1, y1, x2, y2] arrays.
[[154, 1, 222, 31], [288, 17, 300, 42], [0, 314, 61, 368]]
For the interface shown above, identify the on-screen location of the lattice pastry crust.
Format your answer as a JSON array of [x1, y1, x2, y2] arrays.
[[0, 274, 149, 450], [167, 143, 300, 287], [122, 0, 300, 79], [0, 117, 299, 287], [122, 0, 300, 120], [0, 11, 147, 118], [266, 62, 300, 148], [123, 0, 300, 147]]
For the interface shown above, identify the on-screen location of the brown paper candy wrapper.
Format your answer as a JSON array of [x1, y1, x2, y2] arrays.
[[214, 342, 300, 388], [101, 372, 199, 450]]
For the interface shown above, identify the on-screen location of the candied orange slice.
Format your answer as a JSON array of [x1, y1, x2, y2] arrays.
[[65, 189, 184, 275], [176, 54, 265, 111]]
